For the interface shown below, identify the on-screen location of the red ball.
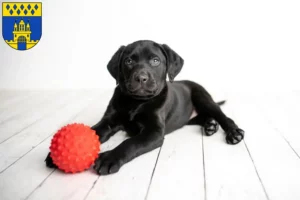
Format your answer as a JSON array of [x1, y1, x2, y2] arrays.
[[50, 123, 100, 173]]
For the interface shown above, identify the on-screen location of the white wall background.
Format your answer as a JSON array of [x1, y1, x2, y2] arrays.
[[0, 0, 300, 92]]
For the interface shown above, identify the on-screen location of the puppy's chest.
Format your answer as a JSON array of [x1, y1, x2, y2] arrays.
[[121, 111, 147, 136], [117, 107, 149, 136]]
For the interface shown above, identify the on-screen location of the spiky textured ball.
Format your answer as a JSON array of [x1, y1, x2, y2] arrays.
[[50, 123, 100, 173]]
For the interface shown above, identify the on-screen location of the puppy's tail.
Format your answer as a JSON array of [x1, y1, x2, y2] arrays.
[[217, 100, 226, 106]]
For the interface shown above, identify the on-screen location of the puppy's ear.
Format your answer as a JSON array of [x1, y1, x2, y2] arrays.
[[107, 46, 125, 84], [160, 44, 184, 82]]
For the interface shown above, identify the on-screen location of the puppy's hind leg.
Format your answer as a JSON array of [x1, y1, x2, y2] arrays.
[[186, 81, 244, 144], [188, 100, 226, 135], [188, 112, 220, 136]]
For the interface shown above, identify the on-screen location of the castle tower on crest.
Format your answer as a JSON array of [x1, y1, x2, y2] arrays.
[[12, 19, 32, 42], [5, 18, 39, 50]]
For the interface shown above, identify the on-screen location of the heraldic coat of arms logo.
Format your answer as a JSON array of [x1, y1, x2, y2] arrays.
[[2, 2, 42, 50]]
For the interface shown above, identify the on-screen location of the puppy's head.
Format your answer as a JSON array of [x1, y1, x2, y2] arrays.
[[107, 40, 184, 99]]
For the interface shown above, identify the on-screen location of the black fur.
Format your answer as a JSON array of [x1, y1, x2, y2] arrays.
[[45, 40, 244, 175]]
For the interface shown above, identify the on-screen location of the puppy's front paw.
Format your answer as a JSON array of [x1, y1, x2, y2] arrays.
[[93, 150, 122, 175], [203, 118, 219, 136], [225, 128, 245, 145], [45, 152, 57, 168], [98, 133, 110, 144], [93, 130, 110, 144]]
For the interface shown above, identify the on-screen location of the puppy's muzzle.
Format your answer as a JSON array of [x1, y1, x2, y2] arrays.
[[127, 71, 157, 96], [134, 72, 149, 84]]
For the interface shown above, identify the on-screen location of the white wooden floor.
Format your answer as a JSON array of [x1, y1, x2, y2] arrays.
[[0, 90, 300, 200]]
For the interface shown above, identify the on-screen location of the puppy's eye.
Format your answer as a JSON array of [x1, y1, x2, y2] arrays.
[[150, 58, 160, 66], [125, 58, 133, 65]]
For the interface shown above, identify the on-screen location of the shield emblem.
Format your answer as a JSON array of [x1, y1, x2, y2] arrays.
[[2, 2, 42, 51]]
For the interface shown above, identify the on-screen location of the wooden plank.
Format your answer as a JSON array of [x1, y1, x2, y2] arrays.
[[251, 92, 300, 157], [146, 126, 205, 200], [26, 132, 159, 200], [0, 91, 37, 111], [229, 93, 300, 200], [0, 91, 76, 143], [0, 90, 28, 102], [0, 91, 91, 172], [203, 101, 267, 200], [84, 147, 159, 200], [0, 91, 58, 124], [0, 90, 33, 102], [25, 92, 161, 200], [0, 91, 98, 200]]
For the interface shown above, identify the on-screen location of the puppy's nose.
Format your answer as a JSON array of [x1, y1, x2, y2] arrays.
[[134, 73, 149, 83]]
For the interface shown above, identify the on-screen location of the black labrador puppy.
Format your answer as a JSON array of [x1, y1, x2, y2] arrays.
[[45, 40, 244, 175]]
